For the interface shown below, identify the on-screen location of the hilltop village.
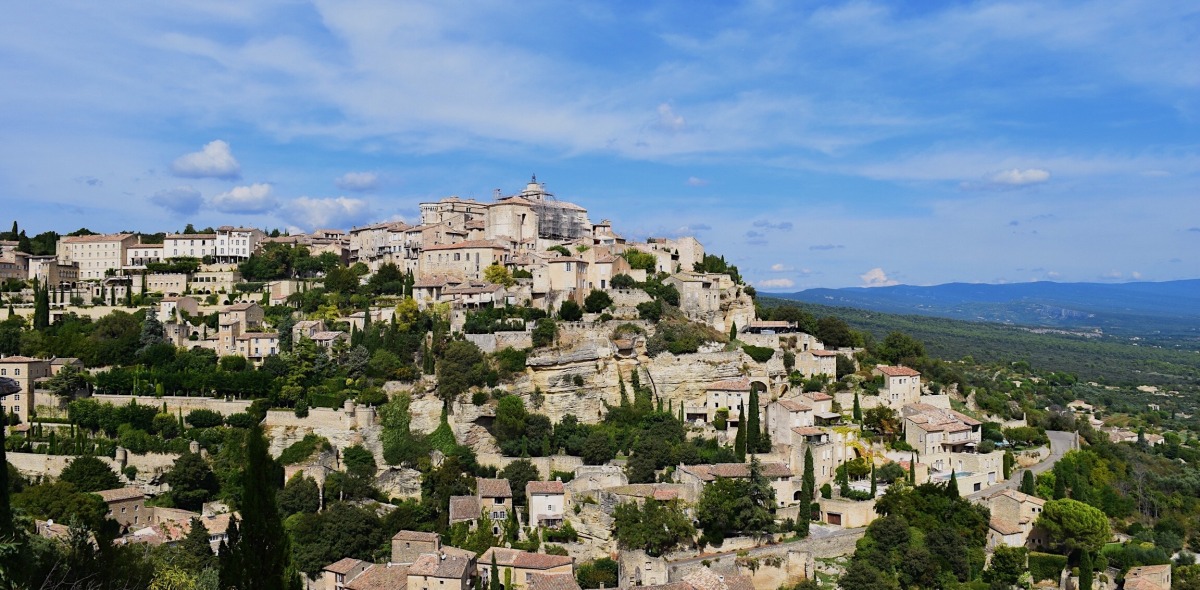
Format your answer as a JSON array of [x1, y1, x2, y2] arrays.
[[1, 178, 1195, 590]]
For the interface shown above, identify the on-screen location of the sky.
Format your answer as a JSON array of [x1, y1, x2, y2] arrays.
[[1, 1, 1197, 290]]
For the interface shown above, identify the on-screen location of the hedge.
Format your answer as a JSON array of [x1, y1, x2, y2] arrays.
[[1028, 552, 1067, 582], [742, 345, 775, 363]]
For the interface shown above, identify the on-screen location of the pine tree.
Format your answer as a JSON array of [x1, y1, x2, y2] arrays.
[[746, 388, 760, 454], [734, 402, 747, 461], [219, 425, 293, 590]]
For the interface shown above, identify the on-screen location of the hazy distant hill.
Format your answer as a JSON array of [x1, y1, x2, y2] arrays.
[[778, 279, 1200, 342]]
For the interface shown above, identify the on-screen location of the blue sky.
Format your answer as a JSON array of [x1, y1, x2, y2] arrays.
[[1, 1, 1197, 290]]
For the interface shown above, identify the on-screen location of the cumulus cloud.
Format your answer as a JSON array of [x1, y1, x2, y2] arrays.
[[656, 103, 685, 133], [770, 263, 793, 272], [149, 186, 203, 215], [686, 176, 708, 187], [758, 278, 795, 289], [753, 220, 794, 231], [211, 183, 276, 214], [281, 196, 372, 230], [860, 267, 899, 287], [171, 140, 241, 179], [334, 171, 379, 192], [809, 244, 844, 251], [989, 168, 1051, 186]]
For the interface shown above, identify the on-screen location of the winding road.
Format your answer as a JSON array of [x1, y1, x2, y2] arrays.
[[967, 430, 1078, 501]]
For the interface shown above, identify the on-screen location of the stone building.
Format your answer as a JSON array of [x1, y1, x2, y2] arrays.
[[0, 355, 51, 423], [56, 233, 137, 280], [478, 547, 574, 590]]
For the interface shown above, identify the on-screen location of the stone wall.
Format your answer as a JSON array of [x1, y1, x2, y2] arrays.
[[475, 454, 583, 480], [662, 529, 866, 583], [91, 394, 252, 417], [8, 449, 180, 483], [466, 331, 533, 354]]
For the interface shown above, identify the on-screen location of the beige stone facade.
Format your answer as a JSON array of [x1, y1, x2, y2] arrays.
[[56, 233, 137, 280], [0, 356, 50, 423], [478, 547, 573, 590], [96, 487, 147, 531]]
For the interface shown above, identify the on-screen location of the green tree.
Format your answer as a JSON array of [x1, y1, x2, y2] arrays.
[[277, 474, 320, 516], [581, 431, 616, 465], [483, 264, 515, 288], [500, 459, 540, 507], [59, 455, 121, 492], [877, 331, 925, 364], [558, 299, 583, 322], [1021, 470, 1036, 495], [612, 499, 694, 557], [853, 390, 862, 423], [839, 560, 899, 590], [166, 452, 220, 511], [46, 364, 88, 397], [583, 289, 612, 313], [733, 402, 746, 461], [983, 545, 1027, 589], [1079, 549, 1093, 590], [437, 340, 486, 403], [1036, 498, 1110, 555], [576, 558, 619, 590], [816, 317, 856, 348], [218, 425, 293, 590], [180, 516, 218, 572], [746, 388, 760, 454], [531, 318, 558, 348]]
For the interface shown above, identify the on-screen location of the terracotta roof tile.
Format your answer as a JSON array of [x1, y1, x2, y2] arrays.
[[526, 481, 565, 495], [325, 557, 368, 575], [448, 496, 480, 522], [476, 478, 512, 498], [876, 365, 921, 377], [346, 564, 409, 590], [529, 573, 581, 590], [705, 378, 752, 392], [392, 530, 440, 542], [409, 553, 470, 578], [94, 487, 144, 503]]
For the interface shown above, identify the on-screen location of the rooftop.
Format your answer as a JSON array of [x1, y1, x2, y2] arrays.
[[409, 553, 471, 579], [529, 573, 582, 590], [705, 378, 752, 392], [476, 477, 513, 498], [480, 547, 573, 570], [95, 487, 145, 503], [346, 564, 409, 590], [392, 530, 440, 543], [325, 557, 368, 575], [526, 480, 565, 495], [876, 365, 921, 377], [680, 462, 793, 481]]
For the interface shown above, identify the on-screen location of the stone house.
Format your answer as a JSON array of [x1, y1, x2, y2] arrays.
[[323, 558, 372, 590], [126, 243, 164, 267], [163, 233, 217, 259], [234, 332, 280, 362], [675, 462, 796, 508], [408, 551, 475, 590], [986, 489, 1046, 550], [786, 426, 859, 491], [214, 226, 265, 264], [872, 365, 922, 408], [526, 480, 566, 529], [55, 233, 137, 280], [96, 487, 147, 532], [817, 496, 878, 528], [703, 378, 756, 425], [392, 530, 442, 565], [477, 477, 513, 522], [1124, 564, 1171, 590], [795, 349, 838, 379], [0, 355, 51, 423], [766, 398, 814, 446], [478, 547, 574, 590], [902, 403, 982, 472], [158, 296, 199, 324], [420, 239, 512, 282], [528, 572, 582, 590]]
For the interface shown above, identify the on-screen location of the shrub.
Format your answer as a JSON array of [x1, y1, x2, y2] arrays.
[[637, 300, 662, 323], [472, 392, 489, 406], [1028, 552, 1067, 582], [713, 408, 729, 430], [224, 413, 257, 429], [820, 483, 832, 499], [280, 434, 330, 465], [742, 345, 775, 363], [532, 319, 558, 348], [584, 289, 613, 313], [559, 300, 583, 322], [494, 347, 528, 378], [294, 397, 309, 418], [611, 274, 636, 289], [185, 409, 224, 429]]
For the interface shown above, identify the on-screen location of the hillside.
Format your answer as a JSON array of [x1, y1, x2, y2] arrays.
[[758, 297, 1200, 386], [778, 279, 1200, 347]]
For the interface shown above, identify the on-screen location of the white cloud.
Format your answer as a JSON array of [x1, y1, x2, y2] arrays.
[[211, 183, 275, 214], [149, 186, 203, 215], [656, 103, 686, 133], [769, 263, 793, 272], [334, 171, 379, 192], [281, 196, 372, 230], [171, 140, 241, 179], [758, 278, 795, 289], [860, 267, 899, 287], [686, 176, 708, 187], [990, 168, 1051, 186]]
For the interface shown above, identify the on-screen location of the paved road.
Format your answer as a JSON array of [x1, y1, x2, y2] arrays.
[[967, 430, 1077, 501]]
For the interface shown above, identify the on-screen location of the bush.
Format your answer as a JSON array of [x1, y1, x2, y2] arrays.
[[494, 347, 528, 378], [610, 274, 636, 289], [472, 392, 489, 406], [224, 413, 258, 429], [294, 397, 309, 418], [1028, 552, 1067, 582], [977, 439, 996, 453], [280, 434, 332, 465], [532, 319, 558, 348], [559, 300, 583, 322], [820, 483, 832, 499], [185, 409, 224, 429], [584, 289, 613, 313], [636, 300, 662, 323], [741, 345, 775, 363]]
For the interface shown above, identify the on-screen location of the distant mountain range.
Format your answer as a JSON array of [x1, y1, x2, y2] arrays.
[[777, 279, 1200, 342]]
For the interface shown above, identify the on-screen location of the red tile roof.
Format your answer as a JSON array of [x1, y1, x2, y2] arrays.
[[346, 564, 409, 590], [392, 530, 440, 542], [481, 547, 573, 570], [325, 557, 368, 575], [705, 378, 751, 392], [876, 365, 920, 377], [94, 487, 145, 503], [476, 478, 513, 498], [529, 572, 581, 590], [526, 481, 565, 495]]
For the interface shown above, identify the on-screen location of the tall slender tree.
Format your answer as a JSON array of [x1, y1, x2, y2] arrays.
[[734, 402, 747, 461], [852, 391, 862, 423], [1079, 549, 1093, 590], [219, 425, 294, 590], [1020, 470, 1036, 495], [746, 388, 760, 454]]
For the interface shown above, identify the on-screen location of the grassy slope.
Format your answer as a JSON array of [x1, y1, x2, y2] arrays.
[[759, 297, 1200, 386]]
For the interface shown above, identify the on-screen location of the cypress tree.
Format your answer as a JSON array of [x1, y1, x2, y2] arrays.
[[852, 390, 862, 423], [947, 469, 959, 498], [219, 425, 294, 590], [1053, 472, 1066, 499], [489, 553, 501, 590], [870, 461, 877, 497], [1020, 470, 1036, 495], [0, 401, 11, 536], [729, 322, 737, 341], [1079, 549, 1093, 590], [1003, 450, 1014, 480], [746, 388, 760, 454], [909, 453, 917, 484], [734, 402, 746, 461]]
